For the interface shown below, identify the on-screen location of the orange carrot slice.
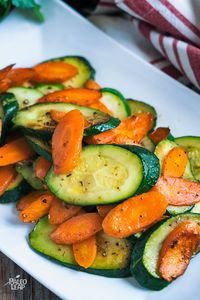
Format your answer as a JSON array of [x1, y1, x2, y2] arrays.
[[0, 165, 17, 196], [0, 64, 15, 81], [73, 235, 97, 268], [7, 68, 35, 86], [96, 205, 116, 218], [102, 191, 168, 238], [33, 61, 78, 83], [85, 80, 101, 90], [89, 101, 113, 115], [51, 213, 102, 244], [154, 176, 200, 206], [0, 77, 12, 92], [49, 197, 81, 225], [38, 88, 101, 106], [162, 147, 188, 178], [16, 191, 44, 211], [149, 127, 170, 145], [20, 192, 54, 222], [50, 110, 90, 128], [86, 112, 153, 145], [0, 138, 35, 166], [35, 156, 51, 181], [158, 221, 200, 281], [52, 109, 84, 174]]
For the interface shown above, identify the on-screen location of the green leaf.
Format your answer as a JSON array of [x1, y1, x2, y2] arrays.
[[12, 0, 36, 8], [33, 4, 44, 22]]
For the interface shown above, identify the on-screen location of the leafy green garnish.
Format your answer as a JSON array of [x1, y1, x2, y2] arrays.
[[0, 0, 44, 21]]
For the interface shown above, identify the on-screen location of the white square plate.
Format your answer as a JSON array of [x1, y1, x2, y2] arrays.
[[0, 1, 199, 299]]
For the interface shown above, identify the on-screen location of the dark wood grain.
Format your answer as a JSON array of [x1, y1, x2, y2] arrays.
[[0, 252, 60, 300]]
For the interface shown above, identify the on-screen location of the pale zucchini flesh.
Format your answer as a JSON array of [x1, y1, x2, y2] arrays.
[[46, 145, 144, 205], [29, 217, 132, 277], [8, 87, 43, 109]]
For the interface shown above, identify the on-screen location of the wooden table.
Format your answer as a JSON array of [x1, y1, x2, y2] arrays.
[[0, 252, 60, 300]]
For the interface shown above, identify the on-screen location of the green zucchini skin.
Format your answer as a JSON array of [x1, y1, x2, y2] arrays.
[[46, 56, 95, 88], [122, 145, 160, 194], [131, 222, 169, 291], [0, 93, 19, 144], [131, 213, 200, 290], [100, 88, 131, 119], [25, 135, 52, 162], [0, 177, 30, 204], [16, 161, 44, 190], [13, 102, 120, 139], [29, 217, 132, 278]]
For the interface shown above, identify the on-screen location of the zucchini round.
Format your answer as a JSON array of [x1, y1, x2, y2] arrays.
[[29, 216, 132, 278], [16, 161, 44, 190], [0, 92, 19, 144], [166, 205, 194, 216], [46, 144, 159, 206], [8, 87, 43, 109], [13, 102, 120, 139], [47, 56, 95, 88], [131, 213, 200, 290], [175, 136, 200, 181], [25, 135, 52, 162], [0, 174, 30, 204], [100, 88, 130, 120]]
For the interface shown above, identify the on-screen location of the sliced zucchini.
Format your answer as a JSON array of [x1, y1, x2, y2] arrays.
[[127, 99, 157, 125], [154, 139, 195, 181], [46, 145, 159, 206], [0, 174, 30, 204], [166, 205, 193, 216], [48, 56, 95, 88], [191, 202, 200, 213], [16, 161, 43, 190], [25, 135, 52, 162], [175, 136, 200, 181], [36, 83, 64, 95], [8, 87, 43, 109], [140, 136, 155, 152], [131, 213, 200, 290], [29, 217, 132, 277], [99, 88, 130, 120], [13, 102, 120, 139], [0, 92, 19, 144]]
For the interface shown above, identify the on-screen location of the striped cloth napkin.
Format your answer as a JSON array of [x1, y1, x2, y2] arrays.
[[89, 0, 200, 91]]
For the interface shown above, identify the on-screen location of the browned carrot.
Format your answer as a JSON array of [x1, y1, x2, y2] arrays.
[[86, 112, 153, 145], [0, 64, 15, 81], [52, 109, 84, 174], [49, 197, 82, 225], [89, 101, 113, 115], [102, 191, 168, 238], [7, 68, 35, 86], [149, 127, 170, 145], [96, 205, 116, 218], [158, 221, 200, 281], [85, 80, 101, 90], [0, 138, 35, 166], [20, 192, 54, 222], [0, 78, 12, 92], [51, 213, 102, 244], [162, 147, 188, 178], [33, 61, 78, 83], [154, 176, 200, 206], [0, 165, 17, 196], [73, 235, 97, 268], [38, 88, 101, 106], [16, 191, 44, 211], [35, 156, 51, 181], [50, 110, 90, 128]]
